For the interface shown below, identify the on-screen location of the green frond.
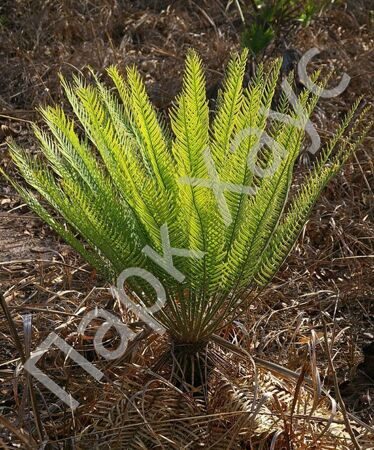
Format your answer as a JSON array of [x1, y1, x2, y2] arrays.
[[211, 49, 248, 168], [256, 105, 372, 286], [126, 66, 175, 192], [170, 50, 226, 327], [3, 50, 370, 344]]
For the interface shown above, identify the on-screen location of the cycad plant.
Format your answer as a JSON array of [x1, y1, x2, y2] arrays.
[[2, 50, 370, 353]]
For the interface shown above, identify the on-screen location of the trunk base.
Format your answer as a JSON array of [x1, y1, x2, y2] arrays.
[[149, 337, 220, 401], [169, 339, 211, 399]]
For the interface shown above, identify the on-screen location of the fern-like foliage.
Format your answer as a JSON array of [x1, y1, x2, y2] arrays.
[[2, 50, 371, 344]]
